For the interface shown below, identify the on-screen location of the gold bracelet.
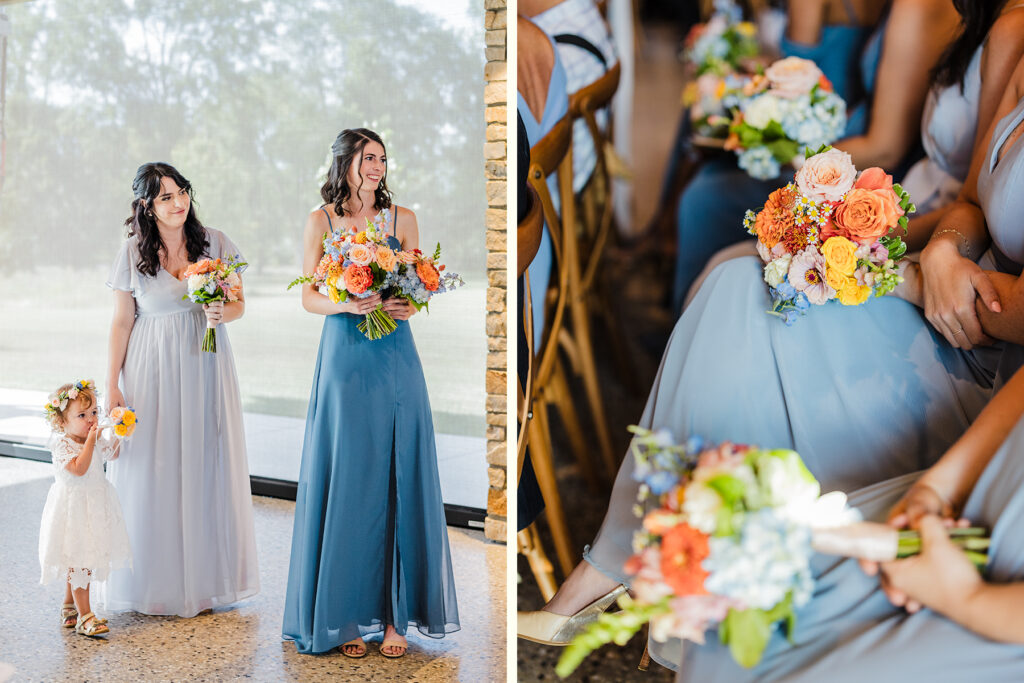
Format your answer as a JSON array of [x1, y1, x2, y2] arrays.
[[933, 228, 972, 260]]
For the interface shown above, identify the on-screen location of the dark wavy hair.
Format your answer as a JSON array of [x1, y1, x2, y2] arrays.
[[320, 128, 393, 216], [124, 162, 210, 278], [932, 0, 1007, 92]]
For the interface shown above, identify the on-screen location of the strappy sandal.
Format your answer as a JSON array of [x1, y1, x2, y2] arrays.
[[340, 637, 367, 659], [379, 639, 408, 659], [61, 603, 78, 628], [75, 612, 110, 637]]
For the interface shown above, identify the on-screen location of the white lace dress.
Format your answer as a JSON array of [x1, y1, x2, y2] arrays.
[[38, 434, 133, 590]]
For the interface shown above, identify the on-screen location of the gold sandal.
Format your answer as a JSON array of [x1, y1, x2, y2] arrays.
[[75, 612, 110, 637], [340, 637, 367, 659], [380, 639, 407, 658], [61, 603, 78, 628]]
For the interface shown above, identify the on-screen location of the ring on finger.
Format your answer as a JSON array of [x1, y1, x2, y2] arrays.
[[952, 327, 964, 336]]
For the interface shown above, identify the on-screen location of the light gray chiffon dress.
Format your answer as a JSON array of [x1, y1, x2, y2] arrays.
[[673, 95, 1024, 681], [101, 228, 259, 617], [585, 59, 1024, 674]]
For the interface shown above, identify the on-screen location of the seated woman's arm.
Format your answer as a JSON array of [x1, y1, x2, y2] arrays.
[[835, 0, 959, 169], [877, 366, 1024, 643]]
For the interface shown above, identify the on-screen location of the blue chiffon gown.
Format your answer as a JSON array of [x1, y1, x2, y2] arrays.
[[670, 13, 887, 313], [599, 93, 1024, 676], [281, 206, 459, 654]]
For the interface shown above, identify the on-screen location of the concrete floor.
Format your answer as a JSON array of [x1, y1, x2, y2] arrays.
[[0, 456, 505, 682]]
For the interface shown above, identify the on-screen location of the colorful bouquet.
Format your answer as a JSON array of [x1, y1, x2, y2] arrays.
[[556, 427, 989, 676], [683, 72, 747, 138], [103, 406, 137, 439], [683, 1, 759, 76], [744, 146, 915, 324], [181, 256, 246, 352], [724, 57, 846, 179], [391, 242, 465, 312]]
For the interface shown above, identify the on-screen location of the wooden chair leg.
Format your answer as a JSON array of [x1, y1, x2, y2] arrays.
[[517, 525, 558, 602], [567, 288, 618, 481], [591, 277, 642, 399], [547, 361, 603, 493], [527, 396, 575, 576]]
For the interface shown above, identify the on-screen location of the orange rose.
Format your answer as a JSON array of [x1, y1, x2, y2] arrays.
[[830, 188, 896, 245], [375, 246, 397, 272], [416, 261, 441, 291], [854, 167, 904, 226], [343, 264, 373, 294]]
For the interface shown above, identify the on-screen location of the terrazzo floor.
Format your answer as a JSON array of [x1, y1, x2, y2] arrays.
[[0, 456, 505, 682]]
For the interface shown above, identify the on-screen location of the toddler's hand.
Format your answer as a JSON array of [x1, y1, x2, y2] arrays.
[[86, 423, 99, 444]]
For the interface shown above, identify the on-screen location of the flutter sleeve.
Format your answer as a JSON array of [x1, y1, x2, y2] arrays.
[[207, 228, 249, 274], [51, 437, 79, 468], [106, 237, 142, 295]]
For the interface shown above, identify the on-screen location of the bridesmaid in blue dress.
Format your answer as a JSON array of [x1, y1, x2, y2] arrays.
[[673, 76, 1024, 682], [282, 129, 459, 659], [670, 0, 960, 314]]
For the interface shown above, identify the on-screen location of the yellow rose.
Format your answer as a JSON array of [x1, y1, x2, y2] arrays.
[[122, 411, 135, 426], [838, 281, 872, 306], [821, 236, 858, 276], [115, 424, 127, 437], [825, 267, 848, 292], [327, 285, 341, 304], [736, 21, 757, 37]]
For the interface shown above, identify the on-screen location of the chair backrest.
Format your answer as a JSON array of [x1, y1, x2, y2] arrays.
[[567, 62, 621, 292], [526, 114, 574, 390], [516, 184, 542, 479], [518, 182, 543, 278]]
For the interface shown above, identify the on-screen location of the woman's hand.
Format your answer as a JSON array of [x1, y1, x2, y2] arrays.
[[203, 300, 225, 326], [879, 515, 984, 617], [383, 297, 417, 321], [106, 386, 126, 411], [339, 292, 382, 315], [919, 239, 1000, 349]]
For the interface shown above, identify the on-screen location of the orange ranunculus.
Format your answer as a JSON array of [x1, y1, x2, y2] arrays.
[[830, 188, 898, 245], [660, 523, 711, 596], [343, 264, 373, 294], [754, 186, 797, 249], [818, 74, 833, 92], [375, 246, 398, 272], [416, 260, 441, 291]]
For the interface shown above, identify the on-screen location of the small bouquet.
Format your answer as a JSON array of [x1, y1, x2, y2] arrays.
[[556, 427, 988, 676], [724, 57, 846, 179], [391, 242, 465, 313], [683, 72, 747, 139], [744, 145, 915, 324], [683, 1, 759, 76], [103, 406, 137, 439], [181, 256, 246, 352]]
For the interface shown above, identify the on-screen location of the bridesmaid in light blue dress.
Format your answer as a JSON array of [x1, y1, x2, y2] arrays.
[[282, 129, 458, 659], [103, 163, 259, 617], [674, 87, 1024, 681]]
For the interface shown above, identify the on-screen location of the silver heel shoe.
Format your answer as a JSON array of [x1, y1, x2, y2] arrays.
[[517, 584, 626, 646]]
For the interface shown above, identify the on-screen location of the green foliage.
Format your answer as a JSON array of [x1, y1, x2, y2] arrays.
[[719, 592, 795, 668], [556, 596, 671, 678]]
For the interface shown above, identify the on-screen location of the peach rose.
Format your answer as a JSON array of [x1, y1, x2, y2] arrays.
[[375, 246, 397, 272], [397, 250, 418, 265], [830, 189, 896, 245], [765, 57, 823, 99], [854, 167, 905, 226], [347, 243, 373, 267], [795, 149, 856, 203], [343, 264, 373, 294]]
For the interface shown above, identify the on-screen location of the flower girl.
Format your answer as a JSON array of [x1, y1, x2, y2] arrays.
[[39, 380, 132, 637]]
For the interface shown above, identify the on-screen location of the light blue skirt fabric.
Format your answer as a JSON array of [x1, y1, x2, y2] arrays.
[[587, 255, 992, 584], [675, 414, 1024, 682], [281, 299, 460, 654]]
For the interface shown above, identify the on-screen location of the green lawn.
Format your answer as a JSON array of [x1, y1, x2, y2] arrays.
[[0, 266, 486, 437]]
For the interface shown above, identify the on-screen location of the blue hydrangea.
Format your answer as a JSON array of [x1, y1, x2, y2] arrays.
[[737, 147, 781, 181]]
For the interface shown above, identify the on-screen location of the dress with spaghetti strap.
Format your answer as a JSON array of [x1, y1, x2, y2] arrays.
[[282, 206, 459, 653]]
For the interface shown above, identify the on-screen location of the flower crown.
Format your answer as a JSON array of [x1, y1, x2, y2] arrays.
[[44, 380, 95, 417]]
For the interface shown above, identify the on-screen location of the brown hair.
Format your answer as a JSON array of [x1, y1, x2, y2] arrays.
[[45, 382, 98, 432]]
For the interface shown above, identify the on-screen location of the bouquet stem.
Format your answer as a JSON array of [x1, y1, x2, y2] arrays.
[[202, 322, 217, 353], [356, 304, 398, 340]]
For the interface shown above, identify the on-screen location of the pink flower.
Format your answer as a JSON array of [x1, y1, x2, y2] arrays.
[[795, 149, 857, 203], [347, 243, 374, 267], [788, 247, 835, 304], [649, 595, 740, 644], [765, 57, 823, 99]]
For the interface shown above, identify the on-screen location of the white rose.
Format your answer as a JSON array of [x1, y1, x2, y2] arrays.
[[742, 94, 782, 130], [187, 274, 205, 291], [764, 255, 792, 287]]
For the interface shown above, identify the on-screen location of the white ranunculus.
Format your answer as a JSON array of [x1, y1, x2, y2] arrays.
[[742, 94, 782, 129], [764, 255, 792, 287], [188, 274, 205, 292], [681, 482, 722, 534]]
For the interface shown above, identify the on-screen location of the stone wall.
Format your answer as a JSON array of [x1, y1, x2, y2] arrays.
[[483, 0, 507, 544]]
